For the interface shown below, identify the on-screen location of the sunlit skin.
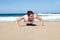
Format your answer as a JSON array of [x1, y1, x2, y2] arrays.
[[28, 14, 34, 22], [16, 14, 44, 27]]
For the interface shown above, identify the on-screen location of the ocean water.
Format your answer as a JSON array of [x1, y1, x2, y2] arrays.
[[0, 13, 60, 22]]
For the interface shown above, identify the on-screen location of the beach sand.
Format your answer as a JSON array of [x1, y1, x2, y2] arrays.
[[0, 22, 60, 40]]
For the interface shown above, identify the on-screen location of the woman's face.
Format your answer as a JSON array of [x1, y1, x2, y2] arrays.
[[28, 14, 34, 21]]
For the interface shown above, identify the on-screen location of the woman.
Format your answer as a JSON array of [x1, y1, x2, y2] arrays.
[[16, 11, 44, 27]]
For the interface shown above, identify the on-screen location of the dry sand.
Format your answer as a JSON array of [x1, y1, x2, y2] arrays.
[[0, 22, 60, 40]]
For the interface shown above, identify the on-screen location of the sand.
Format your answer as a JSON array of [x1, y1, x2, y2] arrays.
[[0, 22, 60, 40]]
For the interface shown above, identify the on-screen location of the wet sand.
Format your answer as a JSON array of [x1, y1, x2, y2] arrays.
[[0, 22, 60, 40]]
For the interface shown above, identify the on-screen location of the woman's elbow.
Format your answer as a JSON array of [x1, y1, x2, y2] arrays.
[[42, 18, 44, 21], [40, 18, 44, 22], [16, 18, 19, 22]]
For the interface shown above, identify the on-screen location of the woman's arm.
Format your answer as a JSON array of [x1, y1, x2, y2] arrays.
[[36, 16, 44, 27], [16, 16, 24, 27]]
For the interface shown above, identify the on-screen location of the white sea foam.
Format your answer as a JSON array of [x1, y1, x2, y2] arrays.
[[38, 14, 60, 21], [0, 17, 19, 22], [0, 14, 60, 22]]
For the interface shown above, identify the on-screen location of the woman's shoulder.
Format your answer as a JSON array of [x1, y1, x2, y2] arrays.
[[24, 14, 37, 17]]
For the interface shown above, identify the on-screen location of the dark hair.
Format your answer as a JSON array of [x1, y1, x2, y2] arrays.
[[27, 11, 34, 16]]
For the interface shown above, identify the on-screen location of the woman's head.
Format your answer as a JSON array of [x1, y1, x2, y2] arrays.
[[27, 11, 34, 21]]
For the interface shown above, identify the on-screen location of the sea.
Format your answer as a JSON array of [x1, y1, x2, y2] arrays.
[[0, 13, 60, 22]]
